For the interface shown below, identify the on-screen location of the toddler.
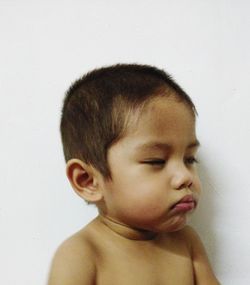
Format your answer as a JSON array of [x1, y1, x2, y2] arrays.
[[48, 64, 220, 285]]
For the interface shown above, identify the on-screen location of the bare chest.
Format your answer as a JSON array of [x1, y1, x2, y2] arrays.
[[95, 239, 194, 285]]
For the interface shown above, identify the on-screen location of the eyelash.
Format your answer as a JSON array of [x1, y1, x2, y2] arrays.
[[142, 157, 199, 166], [185, 157, 199, 165], [143, 159, 165, 165]]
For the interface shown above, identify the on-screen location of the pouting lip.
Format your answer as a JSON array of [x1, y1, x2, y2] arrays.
[[170, 194, 197, 209]]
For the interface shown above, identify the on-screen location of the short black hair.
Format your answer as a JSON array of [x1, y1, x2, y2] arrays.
[[60, 63, 197, 178]]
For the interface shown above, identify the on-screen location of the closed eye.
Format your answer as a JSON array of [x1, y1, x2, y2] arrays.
[[141, 159, 166, 165], [141, 157, 198, 166], [185, 157, 199, 165]]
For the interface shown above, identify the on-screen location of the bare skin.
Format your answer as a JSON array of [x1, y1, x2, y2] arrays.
[[48, 217, 219, 284], [48, 96, 220, 284]]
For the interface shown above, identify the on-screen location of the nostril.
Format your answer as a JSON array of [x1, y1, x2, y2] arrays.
[[171, 171, 194, 190]]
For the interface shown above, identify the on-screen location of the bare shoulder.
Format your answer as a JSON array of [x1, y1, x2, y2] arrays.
[[178, 225, 221, 285], [47, 225, 97, 285]]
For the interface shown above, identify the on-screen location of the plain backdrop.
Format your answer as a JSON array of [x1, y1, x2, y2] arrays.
[[0, 1, 250, 284]]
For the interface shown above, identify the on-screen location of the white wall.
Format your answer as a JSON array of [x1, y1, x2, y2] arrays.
[[1, 1, 249, 284]]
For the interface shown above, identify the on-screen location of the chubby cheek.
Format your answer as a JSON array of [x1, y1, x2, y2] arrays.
[[130, 203, 166, 226], [111, 183, 169, 224]]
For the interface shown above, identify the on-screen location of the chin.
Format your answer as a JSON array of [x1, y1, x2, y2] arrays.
[[166, 224, 186, 232], [157, 215, 188, 233]]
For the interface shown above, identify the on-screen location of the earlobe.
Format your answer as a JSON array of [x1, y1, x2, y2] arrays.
[[66, 159, 103, 203]]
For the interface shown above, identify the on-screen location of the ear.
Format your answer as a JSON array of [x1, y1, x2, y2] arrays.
[[66, 159, 103, 203]]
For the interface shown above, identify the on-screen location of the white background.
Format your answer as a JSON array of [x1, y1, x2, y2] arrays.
[[0, 1, 249, 284]]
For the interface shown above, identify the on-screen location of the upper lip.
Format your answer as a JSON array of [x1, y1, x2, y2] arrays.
[[171, 194, 197, 209]]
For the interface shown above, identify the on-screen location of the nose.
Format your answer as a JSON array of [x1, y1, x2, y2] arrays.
[[170, 164, 193, 190]]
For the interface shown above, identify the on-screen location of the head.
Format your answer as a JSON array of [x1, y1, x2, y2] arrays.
[[60, 63, 201, 232]]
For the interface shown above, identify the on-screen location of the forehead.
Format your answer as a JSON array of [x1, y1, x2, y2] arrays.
[[130, 96, 195, 133], [112, 96, 198, 154]]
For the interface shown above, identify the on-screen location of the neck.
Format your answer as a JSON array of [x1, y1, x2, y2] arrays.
[[98, 214, 157, 240]]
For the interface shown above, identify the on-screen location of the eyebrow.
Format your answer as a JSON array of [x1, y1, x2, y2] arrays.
[[187, 140, 201, 149], [135, 140, 201, 152]]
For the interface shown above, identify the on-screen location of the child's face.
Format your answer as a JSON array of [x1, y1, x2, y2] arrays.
[[99, 96, 201, 233]]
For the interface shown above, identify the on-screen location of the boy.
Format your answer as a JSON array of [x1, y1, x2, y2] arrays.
[[48, 64, 220, 284]]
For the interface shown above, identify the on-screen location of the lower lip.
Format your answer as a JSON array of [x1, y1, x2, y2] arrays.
[[171, 202, 195, 213]]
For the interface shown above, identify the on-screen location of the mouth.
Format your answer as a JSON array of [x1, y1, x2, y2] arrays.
[[170, 194, 197, 213]]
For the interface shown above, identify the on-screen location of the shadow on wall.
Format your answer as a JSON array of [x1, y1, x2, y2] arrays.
[[189, 155, 220, 270]]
